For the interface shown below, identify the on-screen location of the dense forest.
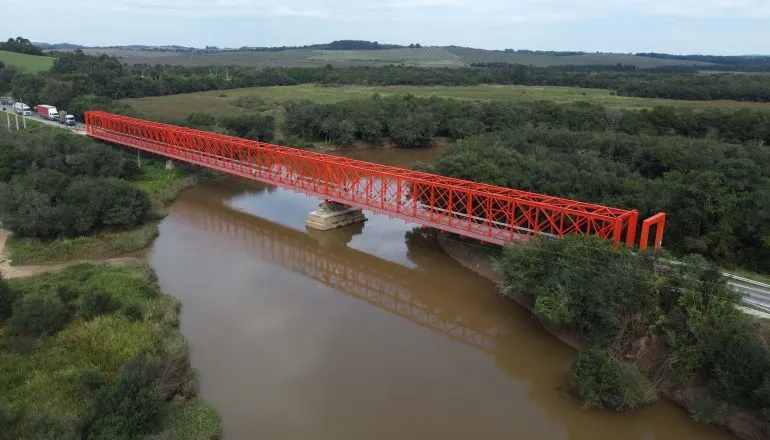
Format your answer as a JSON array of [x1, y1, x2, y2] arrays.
[[0, 128, 150, 239], [5, 51, 770, 120], [416, 127, 770, 272], [281, 95, 770, 146], [499, 236, 770, 438]]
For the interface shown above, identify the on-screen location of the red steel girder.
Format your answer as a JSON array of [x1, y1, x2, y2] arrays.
[[85, 111, 660, 248]]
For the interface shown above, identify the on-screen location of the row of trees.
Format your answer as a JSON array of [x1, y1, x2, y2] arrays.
[[0, 128, 150, 239], [418, 127, 770, 272], [281, 95, 770, 147], [6, 50, 770, 120], [499, 236, 770, 435], [0, 37, 44, 56]]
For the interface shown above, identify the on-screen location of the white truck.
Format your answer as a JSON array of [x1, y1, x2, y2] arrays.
[[58, 111, 76, 126], [14, 102, 32, 116]]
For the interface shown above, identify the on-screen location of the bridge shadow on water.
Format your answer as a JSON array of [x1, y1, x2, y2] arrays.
[[156, 180, 731, 440]]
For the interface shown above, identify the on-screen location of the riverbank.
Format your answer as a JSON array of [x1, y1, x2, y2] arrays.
[[0, 130, 221, 437], [439, 236, 770, 440], [437, 235, 587, 352], [3, 160, 202, 267], [0, 263, 222, 439]]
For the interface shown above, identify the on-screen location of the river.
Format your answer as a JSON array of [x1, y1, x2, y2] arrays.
[[147, 146, 734, 440]]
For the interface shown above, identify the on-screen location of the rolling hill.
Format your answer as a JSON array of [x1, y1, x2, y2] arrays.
[[47, 45, 714, 69], [0, 50, 54, 72]]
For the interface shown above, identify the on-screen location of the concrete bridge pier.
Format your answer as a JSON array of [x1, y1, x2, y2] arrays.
[[306, 200, 367, 231]]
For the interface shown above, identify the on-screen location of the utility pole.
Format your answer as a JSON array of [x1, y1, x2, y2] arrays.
[[22, 114, 26, 129], [14, 113, 19, 130], [5, 111, 10, 131]]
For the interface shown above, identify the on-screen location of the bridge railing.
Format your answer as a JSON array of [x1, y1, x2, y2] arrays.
[[85, 111, 664, 249]]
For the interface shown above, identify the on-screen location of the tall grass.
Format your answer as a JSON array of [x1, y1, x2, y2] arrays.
[[0, 264, 221, 438], [7, 223, 159, 265]]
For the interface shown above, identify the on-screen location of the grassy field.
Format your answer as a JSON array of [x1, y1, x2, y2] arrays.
[[444, 47, 712, 68], [0, 115, 42, 133], [307, 48, 466, 67], [63, 46, 712, 68], [0, 50, 54, 72], [0, 264, 220, 439], [124, 83, 770, 120]]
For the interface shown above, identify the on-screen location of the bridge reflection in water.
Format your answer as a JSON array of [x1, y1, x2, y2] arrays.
[[171, 190, 503, 354], [158, 184, 734, 440]]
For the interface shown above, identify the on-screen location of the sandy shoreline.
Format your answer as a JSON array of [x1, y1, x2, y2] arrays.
[[0, 229, 143, 279]]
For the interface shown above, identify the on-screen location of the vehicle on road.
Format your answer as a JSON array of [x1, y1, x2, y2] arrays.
[[14, 102, 32, 116], [37, 104, 59, 120], [58, 111, 75, 126]]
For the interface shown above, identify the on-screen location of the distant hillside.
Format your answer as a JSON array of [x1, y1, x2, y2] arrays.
[[51, 46, 713, 69], [0, 50, 54, 72], [34, 42, 83, 50], [35, 40, 770, 69], [444, 47, 712, 68]]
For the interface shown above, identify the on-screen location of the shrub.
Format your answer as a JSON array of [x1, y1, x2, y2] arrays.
[[56, 285, 79, 304], [122, 303, 144, 322], [80, 369, 108, 392], [498, 235, 659, 344], [0, 275, 19, 322], [701, 320, 770, 407], [758, 378, 770, 421], [79, 352, 166, 438], [9, 295, 69, 336], [689, 394, 728, 424], [0, 405, 15, 432], [79, 292, 120, 320], [571, 347, 657, 411]]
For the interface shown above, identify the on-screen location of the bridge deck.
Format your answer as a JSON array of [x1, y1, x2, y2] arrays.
[[84, 111, 663, 248]]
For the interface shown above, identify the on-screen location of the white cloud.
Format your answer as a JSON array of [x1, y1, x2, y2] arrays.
[[3, 0, 770, 53], [28, 0, 770, 21]]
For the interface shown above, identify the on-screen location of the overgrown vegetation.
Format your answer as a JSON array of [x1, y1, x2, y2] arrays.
[[0, 126, 198, 264], [0, 127, 148, 239], [0, 264, 221, 439], [498, 235, 770, 438], [6, 46, 770, 120], [280, 95, 770, 146], [419, 127, 770, 272]]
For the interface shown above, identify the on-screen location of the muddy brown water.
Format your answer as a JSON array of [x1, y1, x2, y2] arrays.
[[148, 146, 733, 440]]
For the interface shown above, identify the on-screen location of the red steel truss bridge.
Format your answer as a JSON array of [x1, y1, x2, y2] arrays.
[[85, 111, 667, 250]]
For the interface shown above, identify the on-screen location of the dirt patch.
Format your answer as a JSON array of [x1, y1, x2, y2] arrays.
[[0, 229, 144, 279]]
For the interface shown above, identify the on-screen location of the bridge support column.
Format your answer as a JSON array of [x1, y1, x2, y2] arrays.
[[165, 160, 175, 170], [305, 200, 366, 231]]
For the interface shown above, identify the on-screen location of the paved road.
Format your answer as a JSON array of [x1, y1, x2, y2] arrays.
[[4, 106, 770, 317], [1, 104, 85, 131]]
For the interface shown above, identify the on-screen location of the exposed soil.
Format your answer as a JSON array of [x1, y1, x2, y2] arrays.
[[0, 229, 144, 279]]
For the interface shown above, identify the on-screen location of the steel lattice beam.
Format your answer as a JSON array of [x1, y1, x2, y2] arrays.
[[85, 111, 663, 248]]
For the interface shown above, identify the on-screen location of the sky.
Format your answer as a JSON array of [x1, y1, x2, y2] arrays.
[[3, 0, 769, 54]]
